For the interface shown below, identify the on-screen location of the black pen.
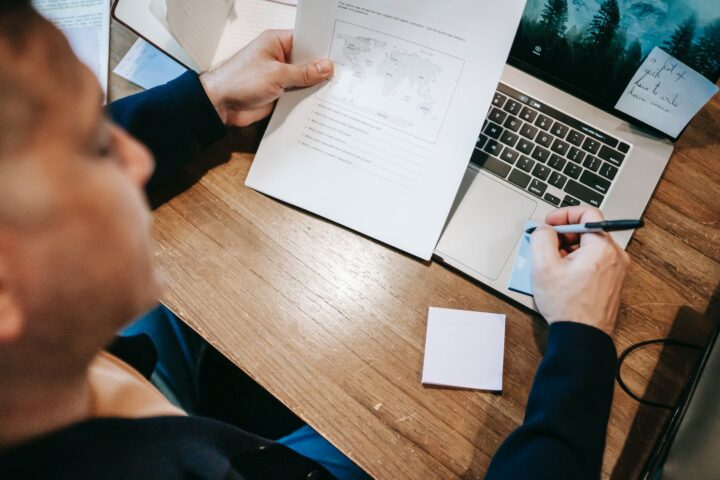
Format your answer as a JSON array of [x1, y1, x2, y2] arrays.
[[525, 219, 644, 235]]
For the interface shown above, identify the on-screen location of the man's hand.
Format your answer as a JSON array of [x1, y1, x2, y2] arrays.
[[199, 29, 333, 128], [530, 206, 630, 337]]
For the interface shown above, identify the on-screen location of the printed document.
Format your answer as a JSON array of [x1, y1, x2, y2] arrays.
[[246, 0, 526, 259], [33, 0, 110, 94]]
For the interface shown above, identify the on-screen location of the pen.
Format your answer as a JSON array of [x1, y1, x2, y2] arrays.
[[525, 219, 644, 235]]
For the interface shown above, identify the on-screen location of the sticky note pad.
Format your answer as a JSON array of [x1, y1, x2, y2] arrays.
[[114, 39, 187, 90], [615, 47, 719, 138], [422, 307, 506, 391], [508, 221, 537, 297]]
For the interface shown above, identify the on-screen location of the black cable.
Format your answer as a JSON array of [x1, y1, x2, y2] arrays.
[[616, 338, 703, 410]]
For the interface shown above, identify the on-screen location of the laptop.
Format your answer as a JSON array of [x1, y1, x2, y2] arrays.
[[434, 0, 720, 311]]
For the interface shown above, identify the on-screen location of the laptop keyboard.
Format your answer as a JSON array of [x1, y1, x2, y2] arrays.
[[471, 83, 631, 208]]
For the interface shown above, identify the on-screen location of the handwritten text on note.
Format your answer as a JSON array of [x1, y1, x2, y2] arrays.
[[615, 47, 718, 137]]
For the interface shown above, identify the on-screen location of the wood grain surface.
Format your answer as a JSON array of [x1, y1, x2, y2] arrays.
[[110, 21, 720, 479]]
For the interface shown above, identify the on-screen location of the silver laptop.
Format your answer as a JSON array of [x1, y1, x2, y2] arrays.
[[435, 0, 720, 311]]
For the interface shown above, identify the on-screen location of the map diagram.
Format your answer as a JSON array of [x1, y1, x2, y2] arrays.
[[318, 21, 465, 143]]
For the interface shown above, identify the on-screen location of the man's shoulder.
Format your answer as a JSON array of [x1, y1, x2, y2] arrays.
[[0, 416, 262, 479]]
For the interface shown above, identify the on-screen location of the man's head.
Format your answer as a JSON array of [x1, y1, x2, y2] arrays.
[[0, 2, 160, 379]]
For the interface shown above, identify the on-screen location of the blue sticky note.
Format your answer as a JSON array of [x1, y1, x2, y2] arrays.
[[113, 39, 187, 90], [508, 221, 537, 297]]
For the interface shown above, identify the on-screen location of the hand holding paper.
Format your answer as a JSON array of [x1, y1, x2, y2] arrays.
[[200, 30, 333, 127]]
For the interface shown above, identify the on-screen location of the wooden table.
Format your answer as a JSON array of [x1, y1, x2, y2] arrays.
[[110, 22, 720, 479]]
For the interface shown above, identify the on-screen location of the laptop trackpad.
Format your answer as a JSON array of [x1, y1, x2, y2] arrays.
[[437, 173, 537, 281]]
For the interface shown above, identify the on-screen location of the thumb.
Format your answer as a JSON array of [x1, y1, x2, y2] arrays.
[[530, 226, 562, 271], [280, 59, 333, 89]]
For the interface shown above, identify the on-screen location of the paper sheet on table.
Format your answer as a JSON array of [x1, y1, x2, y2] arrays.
[[615, 47, 719, 138], [114, 39, 187, 90], [33, 0, 110, 95], [422, 307, 506, 391], [508, 221, 537, 297], [246, 0, 527, 260]]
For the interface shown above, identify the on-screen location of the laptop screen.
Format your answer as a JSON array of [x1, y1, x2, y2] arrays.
[[508, 0, 720, 138]]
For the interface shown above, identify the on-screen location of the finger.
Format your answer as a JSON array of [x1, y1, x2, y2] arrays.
[[273, 29, 294, 61], [545, 206, 605, 226], [530, 226, 563, 271], [545, 206, 605, 246], [279, 59, 334, 89]]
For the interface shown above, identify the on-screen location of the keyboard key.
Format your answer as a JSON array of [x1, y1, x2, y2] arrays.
[[476, 134, 488, 149], [500, 147, 520, 164], [517, 156, 535, 173], [564, 179, 604, 207], [492, 92, 507, 108], [544, 193, 561, 206], [484, 139, 502, 156], [551, 122, 569, 138], [500, 130, 519, 147], [581, 137, 601, 154], [532, 164, 551, 181], [563, 162, 582, 179], [548, 154, 566, 171], [549, 171, 567, 189], [598, 145, 625, 166], [551, 138, 570, 156], [520, 123, 539, 140], [516, 138, 534, 155], [567, 147, 586, 164], [583, 155, 601, 172], [580, 170, 611, 194], [508, 169, 532, 189], [599, 162, 618, 180], [504, 117, 522, 132], [536, 131, 553, 148], [504, 99, 522, 115], [618, 142, 630, 153], [535, 114, 552, 130], [562, 195, 581, 207], [567, 130, 585, 146], [472, 149, 511, 178], [528, 179, 548, 198], [484, 122, 503, 139], [489, 107, 507, 124], [531, 145, 551, 163], [520, 106, 537, 123]]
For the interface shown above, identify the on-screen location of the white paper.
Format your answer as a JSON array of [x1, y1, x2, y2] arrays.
[[157, 0, 296, 71], [114, 39, 187, 90], [246, 0, 526, 260], [33, 0, 110, 95], [422, 308, 506, 391], [615, 47, 719, 138], [212, 0, 296, 68]]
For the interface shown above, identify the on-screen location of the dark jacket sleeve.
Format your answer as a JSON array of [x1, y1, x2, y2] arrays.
[[486, 321, 617, 480], [107, 71, 227, 191]]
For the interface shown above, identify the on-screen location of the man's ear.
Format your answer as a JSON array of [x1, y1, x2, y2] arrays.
[[0, 269, 24, 343]]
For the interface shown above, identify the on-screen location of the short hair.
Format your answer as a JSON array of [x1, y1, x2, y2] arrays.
[[0, 1, 44, 158]]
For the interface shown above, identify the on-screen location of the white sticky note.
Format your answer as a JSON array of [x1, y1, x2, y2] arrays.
[[422, 307, 506, 391], [114, 39, 187, 90], [615, 47, 719, 138]]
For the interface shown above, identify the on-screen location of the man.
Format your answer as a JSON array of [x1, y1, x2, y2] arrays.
[[0, 1, 628, 479]]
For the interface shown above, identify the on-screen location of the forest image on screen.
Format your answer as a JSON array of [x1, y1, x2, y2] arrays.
[[511, 0, 720, 105]]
